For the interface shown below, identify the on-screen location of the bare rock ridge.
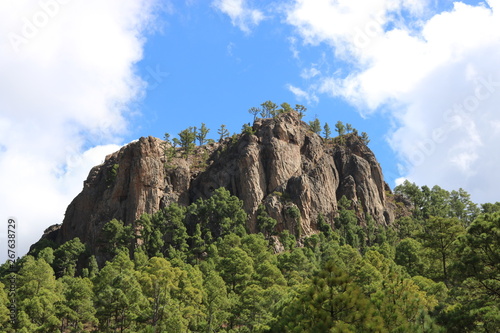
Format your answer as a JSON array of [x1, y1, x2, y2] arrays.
[[38, 111, 396, 252]]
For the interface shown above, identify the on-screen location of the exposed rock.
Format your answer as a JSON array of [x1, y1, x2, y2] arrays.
[[34, 111, 396, 255]]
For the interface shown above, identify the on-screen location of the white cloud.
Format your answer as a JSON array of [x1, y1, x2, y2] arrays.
[[213, 0, 265, 33], [288, 36, 300, 59], [286, 0, 500, 203], [0, 0, 159, 261], [287, 84, 318, 104], [301, 67, 321, 80]]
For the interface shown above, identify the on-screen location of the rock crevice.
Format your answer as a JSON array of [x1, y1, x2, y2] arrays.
[[39, 111, 395, 252]]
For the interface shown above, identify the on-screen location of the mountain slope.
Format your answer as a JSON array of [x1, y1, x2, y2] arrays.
[[35, 111, 397, 253]]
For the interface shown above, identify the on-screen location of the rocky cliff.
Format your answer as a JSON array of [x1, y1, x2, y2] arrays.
[[37, 111, 397, 252]]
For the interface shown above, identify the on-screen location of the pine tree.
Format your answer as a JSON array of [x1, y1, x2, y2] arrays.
[[294, 104, 307, 118], [248, 107, 260, 121], [361, 131, 370, 145], [276, 262, 386, 332], [280, 102, 293, 113], [217, 124, 229, 142], [57, 276, 97, 331], [54, 237, 85, 277], [323, 122, 331, 139], [419, 217, 464, 284], [309, 118, 321, 134], [202, 269, 230, 332], [335, 120, 345, 136], [16, 256, 62, 332], [261, 100, 278, 118], [196, 123, 210, 146], [178, 127, 196, 157], [0, 281, 12, 331], [139, 257, 186, 331], [346, 123, 353, 133], [256, 204, 277, 237], [191, 224, 206, 263], [219, 247, 254, 292], [94, 251, 148, 332]]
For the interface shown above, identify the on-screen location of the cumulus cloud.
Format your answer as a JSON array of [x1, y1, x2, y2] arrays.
[[0, 0, 159, 261], [213, 0, 265, 33], [286, 0, 500, 203]]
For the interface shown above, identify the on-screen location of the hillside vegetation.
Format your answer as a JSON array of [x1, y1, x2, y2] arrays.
[[1, 104, 498, 332], [1, 182, 498, 332]]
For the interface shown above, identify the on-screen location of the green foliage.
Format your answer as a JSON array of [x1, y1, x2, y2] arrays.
[[323, 122, 331, 139], [178, 127, 197, 157], [163, 204, 190, 254], [418, 217, 465, 284], [308, 117, 321, 134], [137, 204, 190, 259], [196, 123, 210, 146], [261, 100, 278, 118], [187, 188, 247, 243], [395, 180, 478, 227], [0, 281, 10, 331], [217, 124, 229, 142], [37, 247, 55, 265], [280, 102, 293, 113], [444, 212, 500, 331], [275, 261, 386, 332], [248, 106, 260, 121], [87, 255, 99, 279], [395, 238, 424, 276], [172, 137, 180, 148], [481, 201, 500, 213], [371, 273, 442, 332], [242, 122, 255, 135], [106, 163, 119, 187], [163, 132, 170, 143], [53, 237, 85, 277], [316, 213, 333, 239], [256, 204, 277, 237], [163, 132, 177, 162], [335, 120, 346, 136], [346, 123, 353, 133], [361, 131, 370, 145], [58, 276, 97, 331], [139, 257, 204, 331], [279, 230, 296, 251], [101, 218, 134, 254], [6, 169, 500, 333], [16, 256, 62, 332], [93, 250, 149, 332], [335, 196, 361, 248], [365, 213, 377, 247], [249, 101, 294, 121], [449, 188, 480, 226], [202, 268, 230, 332], [219, 247, 254, 293], [294, 104, 307, 118], [286, 205, 302, 238]]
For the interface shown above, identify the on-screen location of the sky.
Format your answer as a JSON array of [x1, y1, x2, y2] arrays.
[[1, 0, 499, 261]]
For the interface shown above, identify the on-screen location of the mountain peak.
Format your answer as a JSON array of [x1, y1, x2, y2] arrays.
[[34, 111, 397, 257]]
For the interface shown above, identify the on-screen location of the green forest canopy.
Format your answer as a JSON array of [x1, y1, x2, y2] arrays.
[[1, 183, 499, 332]]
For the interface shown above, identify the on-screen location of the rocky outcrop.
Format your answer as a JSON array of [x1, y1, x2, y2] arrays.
[[39, 111, 395, 253]]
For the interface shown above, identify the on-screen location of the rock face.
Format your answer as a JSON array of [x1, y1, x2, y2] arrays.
[[40, 111, 395, 252]]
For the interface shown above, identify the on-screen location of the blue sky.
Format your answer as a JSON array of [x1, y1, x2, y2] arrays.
[[1, 0, 499, 259], [135, 1, 400, 180]]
